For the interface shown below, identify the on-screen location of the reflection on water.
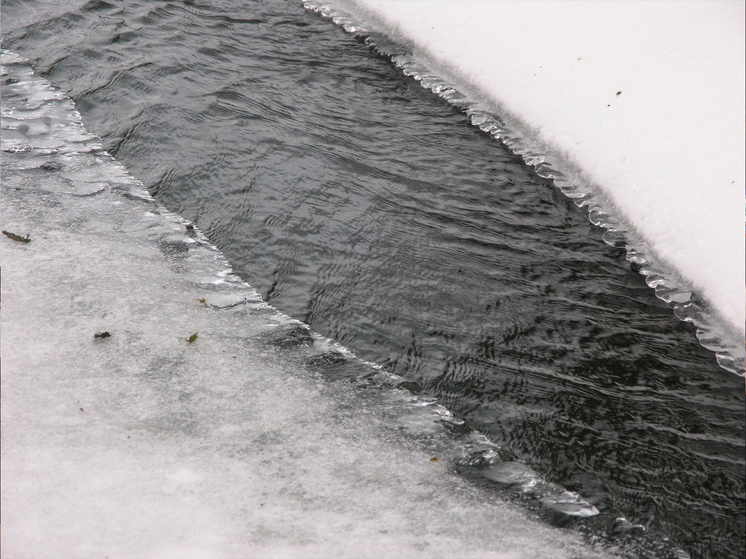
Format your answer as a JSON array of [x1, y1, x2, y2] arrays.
[[2, 0, 743, 557]]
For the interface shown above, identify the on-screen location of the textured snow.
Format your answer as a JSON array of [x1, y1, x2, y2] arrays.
[[353, 0, 745, 335]]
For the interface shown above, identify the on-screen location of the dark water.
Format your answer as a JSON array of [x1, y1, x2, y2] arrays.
[[2, 1, 744, 557]]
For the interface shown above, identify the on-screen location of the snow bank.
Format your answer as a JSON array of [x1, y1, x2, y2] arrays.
[[341, 0, 744, 337]]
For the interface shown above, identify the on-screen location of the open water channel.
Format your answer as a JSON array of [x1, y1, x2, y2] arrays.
[[2, 1, 744, 557]]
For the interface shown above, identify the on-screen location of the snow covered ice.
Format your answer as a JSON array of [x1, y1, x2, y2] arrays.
[[1, 52, 626, 558]]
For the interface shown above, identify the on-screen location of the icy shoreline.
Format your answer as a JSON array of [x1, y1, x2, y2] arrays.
[[303, 0, 745, 375], [1, 52, 627, 558]]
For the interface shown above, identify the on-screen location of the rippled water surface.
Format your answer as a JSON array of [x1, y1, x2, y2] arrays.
[[3, 1, 744, 557]]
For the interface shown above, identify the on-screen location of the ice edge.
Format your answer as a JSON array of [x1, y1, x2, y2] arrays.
[[0, 49, 611, 523], [302, 0, 745, 378]]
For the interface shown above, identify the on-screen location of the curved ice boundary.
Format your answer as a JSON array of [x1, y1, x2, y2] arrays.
[[302, 1, 745, 378]]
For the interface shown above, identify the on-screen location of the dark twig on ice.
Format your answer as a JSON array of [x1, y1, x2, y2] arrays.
[[2, 230, 30, 243]]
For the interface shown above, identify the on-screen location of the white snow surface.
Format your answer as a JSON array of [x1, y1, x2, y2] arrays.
[[350, 0, 745, 335], [0, 52, 613, 559]]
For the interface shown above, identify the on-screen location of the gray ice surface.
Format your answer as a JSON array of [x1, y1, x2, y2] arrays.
[[1, 51, 614, 559]]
